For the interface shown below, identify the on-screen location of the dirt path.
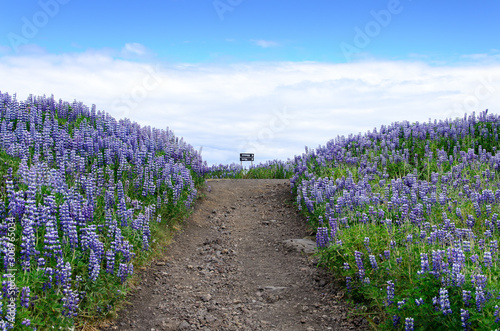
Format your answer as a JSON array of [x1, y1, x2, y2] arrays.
[[99, 179, 369, 331]]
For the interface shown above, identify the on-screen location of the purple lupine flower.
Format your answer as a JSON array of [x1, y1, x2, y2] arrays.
[[128, 262, 134, 277], [386, 280, 395, 306], [364, 237, 371, 253], [472, 273, 487, 289], [455, 247, 466, 265], [415, 298, 424, 306], [467, 214, 475, 228], [316, 227, 329, 248], [328, 217, 338, 240], [473, 200, 481, 217], [20, 286, 30, 308], [490, 240, 498, 255], [37, 257, 45, 269], [142, 220, 151, 251], [461, 309, 470, 330], [404, 317, 414, 331], [486, 204, 492, 216], [393, 315, 400, 327], [455, 272, 466, 288], [430, 250, 443, 276], [369, 255, 378, 270], [42, 267, 54, 290], [384, 250, 390, 260], [463, 290, 472, 307], [21, 319, 30, 326], [432, 295, 441, 311], [475, 286, 486, 312], [418, 253, 429, 275], [43, 219, 62, 259], [88, 249, 100, 282], [343, 262, 350, 270], [484, 251, 493, 267], [354, 251, 365, 280], [20, 216, 37, 272], [494, 305, 500, 323], [61, 287, 80, 318], [54, 258, 72, 288], [105, 250, 115, 274], [346, 276, 353, 292], [117, 263, 129, 284], [463, 241, 471, 253], [120, 240, 135, 263], [439, 288, 452, 315], [398, 299, 407, 310]]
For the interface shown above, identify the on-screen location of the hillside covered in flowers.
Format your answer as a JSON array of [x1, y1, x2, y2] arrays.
[[0, 91, 206, 329], [291, 110, 500, 330]]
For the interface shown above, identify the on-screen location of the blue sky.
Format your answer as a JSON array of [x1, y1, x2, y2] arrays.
[[2, 1, 499, 62], [0, 0, 499, 165]]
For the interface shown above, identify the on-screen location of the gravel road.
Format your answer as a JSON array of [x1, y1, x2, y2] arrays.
[[99, 179, 369, 331]]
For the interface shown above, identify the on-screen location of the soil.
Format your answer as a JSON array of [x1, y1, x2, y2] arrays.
[[98, 179, 369, 331]]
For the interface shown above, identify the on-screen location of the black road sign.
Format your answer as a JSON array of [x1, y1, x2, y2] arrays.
[[240, 153, 254, 161]]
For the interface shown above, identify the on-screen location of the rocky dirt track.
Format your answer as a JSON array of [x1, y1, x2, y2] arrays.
[[99, 179, 369, 331]]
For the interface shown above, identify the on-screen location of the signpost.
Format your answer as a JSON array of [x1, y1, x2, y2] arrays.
[[240, 153, 254, 167]]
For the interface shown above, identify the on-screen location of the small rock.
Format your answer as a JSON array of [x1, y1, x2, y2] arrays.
[[201, 294, 212, 302], [282, 238, 316, 254], [156, 261, 166, 266], [179, 320, 191, 329], [260, 286, 287, 292]]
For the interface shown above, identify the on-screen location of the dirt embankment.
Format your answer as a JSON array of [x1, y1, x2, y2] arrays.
[[99, 179, 369, 331]]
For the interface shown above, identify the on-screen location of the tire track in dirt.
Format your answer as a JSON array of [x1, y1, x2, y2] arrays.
[[99, 179, 369, 331]]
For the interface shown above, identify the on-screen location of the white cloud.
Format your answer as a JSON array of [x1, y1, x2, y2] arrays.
[[0, 51, 499, 166], [253, 40, 280, 48], [122, 42, 149, 56], [460, 51, 500, 62]]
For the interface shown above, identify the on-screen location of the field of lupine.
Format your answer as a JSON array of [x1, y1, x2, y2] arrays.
[[3, 89, 500, 331], [291, 110, 500, 330], [0, 92, 206, 330]]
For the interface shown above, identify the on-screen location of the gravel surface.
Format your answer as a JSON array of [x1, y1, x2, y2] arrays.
[[98, 179, 369, 331]]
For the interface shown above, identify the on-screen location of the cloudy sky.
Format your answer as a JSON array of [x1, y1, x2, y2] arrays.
[[0, 1, 499, 165]]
